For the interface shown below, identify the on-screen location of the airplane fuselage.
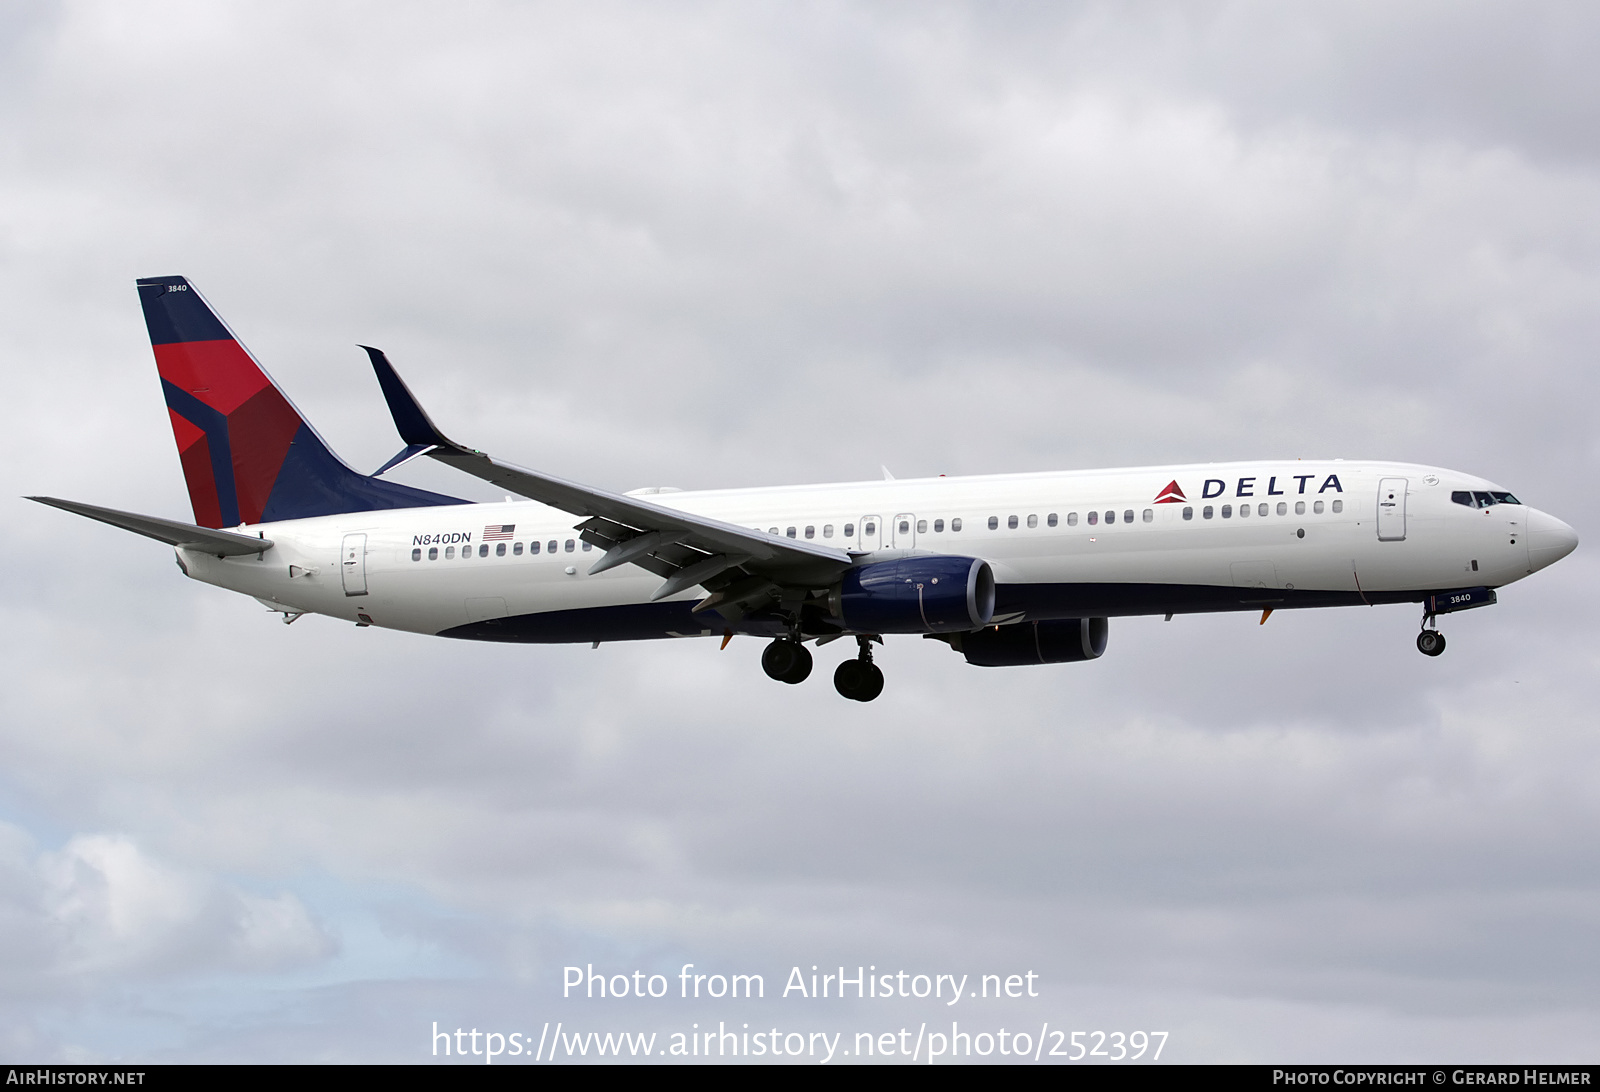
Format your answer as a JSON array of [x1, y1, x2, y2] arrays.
[[178, 459, 1571, 645]]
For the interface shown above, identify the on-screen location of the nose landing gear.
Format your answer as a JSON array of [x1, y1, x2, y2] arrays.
[[1417, 604, 1446, 657], [833, 636, 885, 702]]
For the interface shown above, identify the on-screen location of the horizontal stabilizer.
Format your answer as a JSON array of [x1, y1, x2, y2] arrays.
[[28, 496, 272, 556]]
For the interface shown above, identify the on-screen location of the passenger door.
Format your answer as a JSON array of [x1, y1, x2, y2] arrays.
[[1377, 478, 1407, 542], [340, 533, 368, 596]]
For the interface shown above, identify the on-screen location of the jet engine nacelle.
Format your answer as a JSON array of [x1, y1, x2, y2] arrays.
[[958, 617, 1109, 666], [829, 556, 995, 634]]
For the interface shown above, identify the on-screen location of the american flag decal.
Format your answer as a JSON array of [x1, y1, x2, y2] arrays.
[[483, 524, 516, 540]]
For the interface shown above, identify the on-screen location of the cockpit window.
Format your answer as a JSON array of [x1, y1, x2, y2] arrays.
[[1453, 490, 1522, 508]]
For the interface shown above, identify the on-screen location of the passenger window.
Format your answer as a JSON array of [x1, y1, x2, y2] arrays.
[[1066, 512, 1078, 526], [1313, 501, 1323, 515], [988, 516, 999, 530], [898, 520, 910, 534], [1452, 491, 1474, 507], [445, 546, 455, 558], [513, 542, 524, 555], [547, 540, 557, 554], [1026, 514, 1038, 529], [1182, 507, 1193, 521], [844, 523, 855, 537], [951, 518, 962, 532], [565, 539, 575, 552], [1104, 510, 1115, 524], [787, 527, 797, 538], [1124, 509, 1135, 524], [496, 542, 506, 557], [916, 519, 927, 533], [1276, 502, 1287, 516], [1331, 500, 1343, 513], [769, 527, 778, 535], [1143, 509, 1153, 523], [582, 542, 592, 551], [1007, 515, 1018, 529], [428, 546, 438, 560], [823, 524, 833, 538], [1257, 503, 1267, 517], [1203, 506, 1213, 519], [805, 525, 815, 539], [479, 544, 489, 557], [1221, 505, 1232, 518], [1087, 511, 1098, 525], [933, 519, 944, 533], [411, 548, 421, 561], [1294, 501, 1305, 515], [1047, 513, 1058, 527], [1239, 504, 1250, 518], [529, 541, 540, 554], [864, 521, 876, 536]]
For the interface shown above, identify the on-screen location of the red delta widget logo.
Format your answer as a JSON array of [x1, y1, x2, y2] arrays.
[[1154, 475, 1345, 504]]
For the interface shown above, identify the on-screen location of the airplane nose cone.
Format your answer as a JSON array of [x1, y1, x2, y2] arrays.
[[1527, 510, 1579, 571]]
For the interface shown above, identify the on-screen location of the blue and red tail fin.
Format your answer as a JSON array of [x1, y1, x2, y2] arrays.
[[136, 276, 463, 527]]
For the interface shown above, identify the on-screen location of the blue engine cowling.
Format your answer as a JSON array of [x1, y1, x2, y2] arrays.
[[958, 618, 1108, 666], [829, 557, 995, 634]]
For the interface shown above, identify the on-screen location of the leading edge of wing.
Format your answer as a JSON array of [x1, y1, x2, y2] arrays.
[[361, 347, 853, 582], [28, 496, 273, 556]]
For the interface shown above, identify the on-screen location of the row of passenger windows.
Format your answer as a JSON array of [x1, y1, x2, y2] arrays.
[[411, 539, 590, 561], [1194, 499, 1341, 519], [409, 497, 1352, 562], [763, 499, 1345, 540]]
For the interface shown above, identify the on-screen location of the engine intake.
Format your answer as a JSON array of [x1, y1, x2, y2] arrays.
[[829, 557, 995, 634], [958, 618, 1109, 666]]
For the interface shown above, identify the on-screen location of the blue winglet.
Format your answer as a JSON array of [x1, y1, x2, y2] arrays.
[[361, 345, 455, 449]]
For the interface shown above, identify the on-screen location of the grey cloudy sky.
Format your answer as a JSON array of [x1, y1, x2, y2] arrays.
[[2, 0, 1598, 1063]]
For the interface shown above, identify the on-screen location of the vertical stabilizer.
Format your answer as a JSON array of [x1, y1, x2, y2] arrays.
[[137, 276, 461, 526]]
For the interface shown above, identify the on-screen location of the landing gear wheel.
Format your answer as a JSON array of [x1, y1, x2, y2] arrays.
[[833, 658, 885, 701], [761, 638, 813, 683], [1416, 630, 1446, 657]]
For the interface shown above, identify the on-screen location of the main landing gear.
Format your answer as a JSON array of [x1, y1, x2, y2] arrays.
[[833, 636, 885, 702], [761, 638, 813, 684], [759, 634, 885, 701]]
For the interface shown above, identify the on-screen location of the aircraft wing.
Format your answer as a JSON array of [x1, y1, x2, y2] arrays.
[[363, 348, 853, 604], [28, 497, 273, 556]]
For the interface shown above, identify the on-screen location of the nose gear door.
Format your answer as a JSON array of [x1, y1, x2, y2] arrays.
[[1377, 478, 1407, 542]]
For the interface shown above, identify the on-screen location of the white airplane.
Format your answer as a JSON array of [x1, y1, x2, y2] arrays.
[[31, 276, 1580, 701]]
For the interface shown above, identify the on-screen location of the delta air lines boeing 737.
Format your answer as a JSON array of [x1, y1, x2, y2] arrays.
[[30, 277, 1580, 701]]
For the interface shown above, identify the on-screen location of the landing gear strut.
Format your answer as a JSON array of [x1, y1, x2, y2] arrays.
[[761, 638, 813, 684], [833, 636, 885, 702], [1417, 609, 1446, 657]]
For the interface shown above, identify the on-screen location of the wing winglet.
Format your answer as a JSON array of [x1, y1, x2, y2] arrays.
[[28, 496, 273, 556], [362, 346, 461, 450]]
